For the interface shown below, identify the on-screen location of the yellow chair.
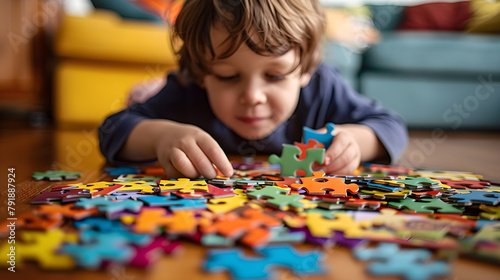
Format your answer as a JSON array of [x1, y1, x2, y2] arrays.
[[54, 10, 177, 128]]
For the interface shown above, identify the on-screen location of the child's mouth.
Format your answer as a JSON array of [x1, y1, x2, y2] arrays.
[[236, 117, 266, 125]]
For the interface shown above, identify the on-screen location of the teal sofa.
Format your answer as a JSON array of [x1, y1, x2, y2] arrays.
[[324, 30, 500, 130]]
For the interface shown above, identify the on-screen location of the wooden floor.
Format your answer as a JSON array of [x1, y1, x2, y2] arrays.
[[0, 127, 499, 280]]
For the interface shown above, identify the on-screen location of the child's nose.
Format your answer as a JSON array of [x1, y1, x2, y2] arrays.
[[239, 78, 267, 105]]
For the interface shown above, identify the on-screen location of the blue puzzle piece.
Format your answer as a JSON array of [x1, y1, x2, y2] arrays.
[[354, 243, 449, 280], [74, 217, 127, 232], [448, 190, 500, 205], [62, 230, 149, 269], [104, 166, 141, 176], [138, 196, 207, 211], [74, 197, 143, 215], [303, 122, 335, 149], [203, 244, 326, 280]]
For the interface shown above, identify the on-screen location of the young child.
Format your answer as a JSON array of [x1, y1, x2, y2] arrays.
[[99, 0, 408, 179]]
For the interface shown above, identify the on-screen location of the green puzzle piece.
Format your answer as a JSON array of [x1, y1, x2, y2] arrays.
[[269, 144, 324, 177], [32, 170, 81, 181], [388, 198, 463, 214], [247, 186, 305, 211]]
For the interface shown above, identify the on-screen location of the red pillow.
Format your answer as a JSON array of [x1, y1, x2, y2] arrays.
[[398, 1, 471, 31]]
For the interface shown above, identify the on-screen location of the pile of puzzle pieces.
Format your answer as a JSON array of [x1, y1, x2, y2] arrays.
[[1, 125, 499, 279]]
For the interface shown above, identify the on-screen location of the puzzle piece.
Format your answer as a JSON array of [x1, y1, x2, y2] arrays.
[[303, 122, 335, 149], [74, 197, 143, 215], [207, 189, 249, 213], [201, 207, 282, 247], [246, 186, 305, 211], [305, 212, 390, 239], [291, 172, 359, 197], [138, 196, 207, 211], [203, 244, 325, 280], [294, 139, 325, 160], [62, 230, 146, 269], [133, 208, 198, 235], [36, 204, 98, 220], [376, 177, 441, 190], [129, 236, 183, 268], [32, 170, 81, 181], [480, 205, 500, 220], [388, 198, 463, 214], [439, 179, 490, 189], [354, 243, 450, 280], [115, 180, 158, 194], [0, 229, 77, 270], [115, 174, 162, 186], [104, 166, 141, 176], [158, 178, 208, 194], [30, 188, 91, 204], [268, 144, 324, 177], [74, 217, 127, 232], [62, 182, 125, 197], [448, 190, 500, 205]]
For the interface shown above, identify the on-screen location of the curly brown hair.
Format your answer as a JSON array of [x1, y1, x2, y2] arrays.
[[171, 0, 326, 85]]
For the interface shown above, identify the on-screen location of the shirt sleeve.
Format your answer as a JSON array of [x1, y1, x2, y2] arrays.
[[98, 73, 190, 164], [300, 64, 409, 163]]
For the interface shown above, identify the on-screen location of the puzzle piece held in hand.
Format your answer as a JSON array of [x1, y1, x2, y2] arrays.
[[303, 122, 335, 149], [203, 244, 326, 280], [32, 170, 81, 181], [269, 145, 324, 177], [354, 242, 449, 280]]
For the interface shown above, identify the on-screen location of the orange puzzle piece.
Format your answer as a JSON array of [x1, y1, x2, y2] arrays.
[[291, 172, 359, 197]]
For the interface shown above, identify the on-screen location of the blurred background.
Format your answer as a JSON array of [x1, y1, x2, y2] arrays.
[[0, 0, 499, 131]]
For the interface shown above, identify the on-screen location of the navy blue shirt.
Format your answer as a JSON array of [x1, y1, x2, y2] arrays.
[[99, 63, 408, 164]]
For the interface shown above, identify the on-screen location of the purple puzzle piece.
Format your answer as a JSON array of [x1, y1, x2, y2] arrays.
[[30, 189, 91, 204], [290, 227, 366, 248], [129, 236, 183, 269]]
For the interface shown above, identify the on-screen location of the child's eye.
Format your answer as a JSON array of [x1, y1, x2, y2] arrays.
[[266, 74, 285, 81], [215, 75, 238, 81]]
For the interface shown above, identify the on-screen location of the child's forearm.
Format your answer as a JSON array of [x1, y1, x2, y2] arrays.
[[117, 119, 175, 162], [335, 124, 387, 162]]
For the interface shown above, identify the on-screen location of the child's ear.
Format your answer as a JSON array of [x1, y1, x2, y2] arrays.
[[300, 72, 312, 87]]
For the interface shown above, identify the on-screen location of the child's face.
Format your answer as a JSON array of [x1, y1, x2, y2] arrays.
[[203, 23, 312, 140]]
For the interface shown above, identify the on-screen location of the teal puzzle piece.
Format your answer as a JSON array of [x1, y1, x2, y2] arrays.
[[303, 122, 335, 149], [354, 243, 449, 280]]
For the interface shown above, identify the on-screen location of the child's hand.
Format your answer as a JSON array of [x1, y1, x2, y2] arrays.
[[320, 129, 361, 175], [155, 123, 233, 179]]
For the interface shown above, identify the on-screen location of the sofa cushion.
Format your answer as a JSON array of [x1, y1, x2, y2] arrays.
[[398, 1, 471, 31], [360, 72, 500, 129], [364, 31, 500, 75], [466, 0, 500, 33], [55, 11, 176, 65]]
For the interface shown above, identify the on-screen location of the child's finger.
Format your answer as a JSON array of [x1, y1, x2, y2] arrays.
[[324, 131, 350, 165], [161, 154, 194, 178], [324, 143, 358, 174], [184, 143, 219, 179], [169, 148, 202, 178], [198, 138, 233, 177]]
